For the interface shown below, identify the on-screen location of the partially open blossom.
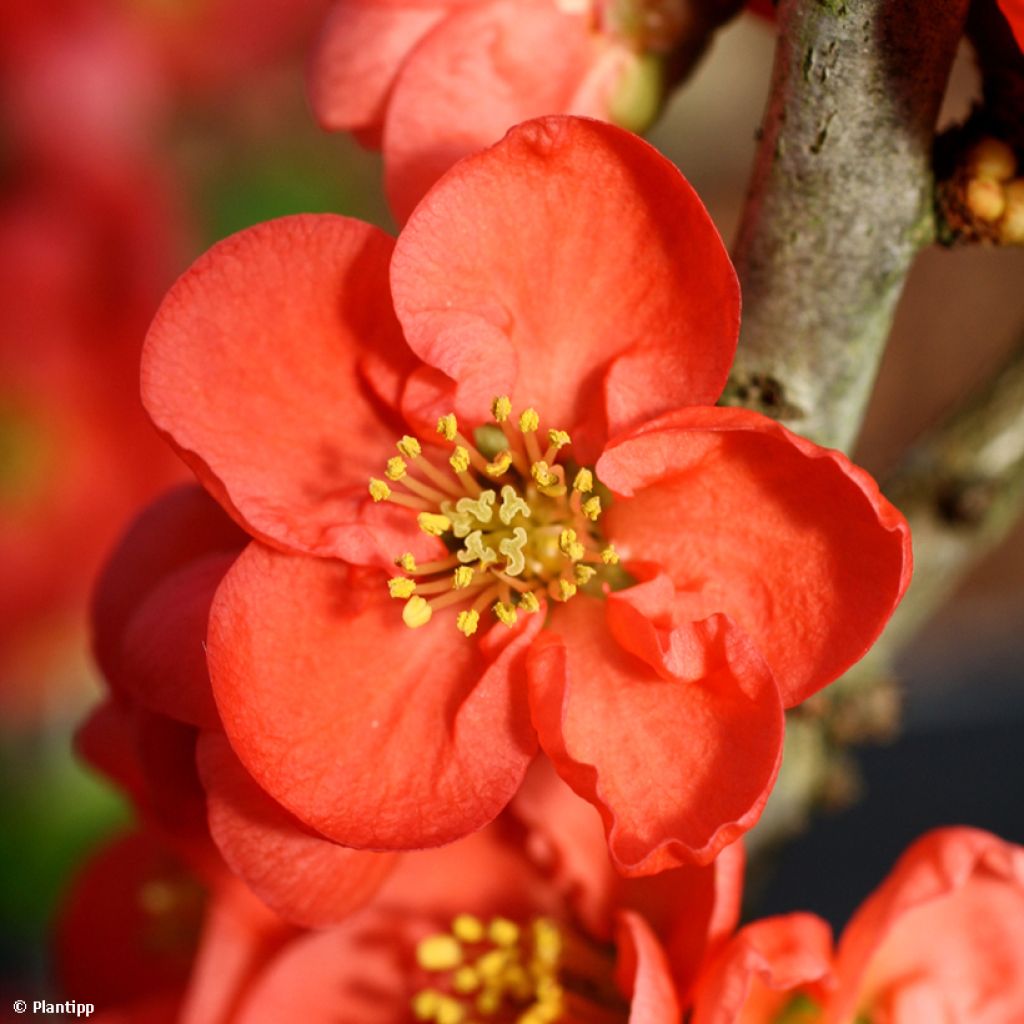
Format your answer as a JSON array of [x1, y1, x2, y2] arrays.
[[222, 782, 743, 1024], [309, 0, 691, 219], [142, 115, 911, 875], [690, 827, 1024, 1024]]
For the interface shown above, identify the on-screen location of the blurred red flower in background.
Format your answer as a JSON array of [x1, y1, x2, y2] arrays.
[[309, 0, 682, 220], [998, 0, 1024, 48], [140, 116, 911, 875], [690, 827, 1024, 1024]]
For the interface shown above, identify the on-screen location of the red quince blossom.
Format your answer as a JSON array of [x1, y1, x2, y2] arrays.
[[690, 827, 1024, 1024], [55, 826, 296, 1023], [309, 0, 684, 220], [218, 779, 744, 1024], [141, 115, 911, 876], [85, 483, 398, 926]]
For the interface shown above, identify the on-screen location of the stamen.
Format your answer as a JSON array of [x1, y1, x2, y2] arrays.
[[492, 395, 512, 422], [574, 564, 597, 585], [485, 451, 513, 477], [368, 478, 391, 502], [436, 414, 458, 442], [519, 408, 540, 433], [452, 566, 476, 589], [453, 915, 486, 943], [456, 609, 480, 637], [601, 546, 619, 565], [385, 456, 407, 481], [403, 596, 433, 629], [388, 577, 417, 599], [397, 552, 417, 572], [582, 495, 602, 521], [519, 591, 541, 613], [557, 579, 578, 602], [418, 512, 452, 537], [559, 529, 585, 562], [494, 602, 518, 627], [449, 446, 470, 474], [397, 435, 422, 459], [573, 468, 594, 494], [418, 934, 463, 971]]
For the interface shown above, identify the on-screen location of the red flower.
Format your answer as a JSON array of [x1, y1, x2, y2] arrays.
[[215, 782, 743, 1023], [690, 827, 1024, 1024], [309, 0, 682, 220], [142, 115, 911, 875], [55, 826, 295, 1023]]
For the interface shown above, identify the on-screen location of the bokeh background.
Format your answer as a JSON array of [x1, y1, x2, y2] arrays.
[[1, 6, 1021, 1012]]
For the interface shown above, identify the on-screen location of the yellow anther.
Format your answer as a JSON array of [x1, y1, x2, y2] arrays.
[[459, 530, 498, 566], [558, 529, 585, 562], [437, 413, 458, 441], [417, 933, 464, 971], [531, 461, 557, 487], [488, 917, 520, 947], [574, 564, 597, 585], [519, 591, 541, 614], [449, 446, 471, 474], [494, 602, 518, 628], [452, 966, 481, 994], [476, 949, 508, 979], [546, 429, 571, 450], [499, 485, 531, 525], [601, 545, 619, 565], [582, 495, 602, 521], [572, 468, 594, 493], [476, 988, 502, 1015], [519, 408, 540, 433], [368, 478, 392, 502], [396, 552, 417, 572], [456, 609, 480, 637], [418, 512, 451, 537], [388, 577, 417, 599], [411, 989, 442, 1020], [532, 919, 562, 963], [452, 914, 485, 943], [397, 435, 422, 459], [453, 566, 476, 589], [385, 456, 407, 481], [558, 580, 577, 602], [485, 451, 513, 477], [499, 527, 528, 577], [403, 596, 433, 629], [435, 996, 467, 1024], [492, 395, 512, 422]]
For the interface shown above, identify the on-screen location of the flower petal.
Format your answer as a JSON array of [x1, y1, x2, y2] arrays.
[[308, 0, 456, 134], [828, 827, 1024, 1024], [382, 1, 599, 222], [196, 731, 398, 927], [91, 484, 247, 696], [141, 214, 422, 563], [207, 542, 540, 849], [616, 910, 682, 1024], [119, 553, 236, 730], [391, 116, 738, 456], [528, 595, 783, 875], [690, 914, 835, 1024], [599, 407, 912, 707]]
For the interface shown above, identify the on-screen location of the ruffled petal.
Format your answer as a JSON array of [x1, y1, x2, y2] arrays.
[[196, 731, 398, 927], [141, 214, 423, 564], [91, 484, 246, 695], [528, 594, 783, 875], [599, 407, 912, 707], [828, 827, 1024, 1024], [383, 2, 599, 222], [616, 910, 681, 1024], [207, 543, 540, 849], [308, 0, 456, 134], [690, 914, 835, 1024], [391, 116, 738, 457]]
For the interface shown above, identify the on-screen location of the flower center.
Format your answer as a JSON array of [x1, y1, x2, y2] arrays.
[[411, 914, 627, 1024], [369, 398, 619, 638]]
